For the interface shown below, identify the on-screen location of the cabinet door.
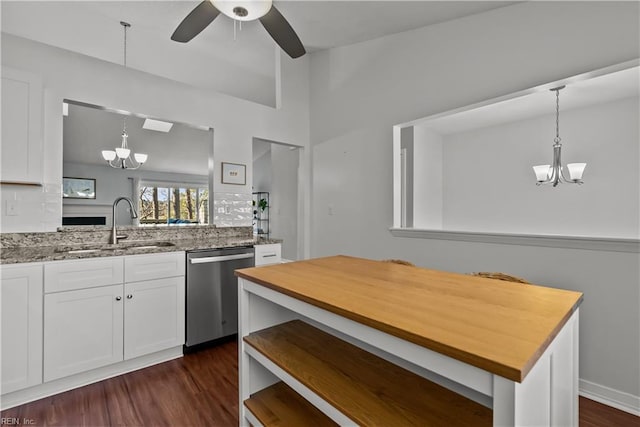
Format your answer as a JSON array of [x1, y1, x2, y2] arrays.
[[1, 67, 43, 184], [124, 277, 185, 360], [1, 264, 43, 394], [44, 285, 124, 382]]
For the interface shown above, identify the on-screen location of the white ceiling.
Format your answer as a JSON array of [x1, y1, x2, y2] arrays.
[[64, 102, 212, 175], [413, 64, 640, 135], [1, 1, 516, 106]]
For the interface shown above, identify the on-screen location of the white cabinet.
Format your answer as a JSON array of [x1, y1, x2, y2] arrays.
[[254, 243, 282, 266], [124, 276, 185, 360], [43, 252, 185, 382], [44, 284, 124, 382], [1, 67, 43, 184], [123, 253, 185, 360], [1, 263, 43, 394]]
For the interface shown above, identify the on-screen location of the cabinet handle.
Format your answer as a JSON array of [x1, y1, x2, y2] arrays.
[[127, 294, 133, 299], [115, 296, 122, 301]]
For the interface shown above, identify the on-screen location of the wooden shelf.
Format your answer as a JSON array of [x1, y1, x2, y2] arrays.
[[244, 320, 492, 426], [244, 381, 337, 427]]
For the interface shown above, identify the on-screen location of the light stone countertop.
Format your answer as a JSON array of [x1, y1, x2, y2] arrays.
[[0, 226, 282, 264]]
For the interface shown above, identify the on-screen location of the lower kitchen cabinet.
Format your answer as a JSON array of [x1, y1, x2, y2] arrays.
[[44, 284, 124, 382], [1, 263, 43, 394], [42, 252, 185, 383], [124, 277, 185, 360]]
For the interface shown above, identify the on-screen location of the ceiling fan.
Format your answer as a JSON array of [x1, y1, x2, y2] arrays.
[[171, 0, 306, 59]]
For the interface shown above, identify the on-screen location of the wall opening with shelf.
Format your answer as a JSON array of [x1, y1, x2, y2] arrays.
[[393, 61, 640, 239]]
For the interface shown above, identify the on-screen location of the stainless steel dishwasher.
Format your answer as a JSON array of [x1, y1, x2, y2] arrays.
[[185, 246, 254, 349]]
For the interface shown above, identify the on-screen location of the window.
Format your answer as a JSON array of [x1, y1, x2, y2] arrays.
[[138, 181, 208, 225]]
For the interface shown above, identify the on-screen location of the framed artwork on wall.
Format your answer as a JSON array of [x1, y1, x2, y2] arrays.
[[63, 177, 96, 199], [221, 162, 246, 185]]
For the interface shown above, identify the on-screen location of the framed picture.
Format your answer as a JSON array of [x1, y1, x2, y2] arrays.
[[63, 177, 96, 199], [221, 162, 246, 185]]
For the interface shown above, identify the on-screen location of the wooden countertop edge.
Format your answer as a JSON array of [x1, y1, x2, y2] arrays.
[[236, 271, 583, 383], [518, 295, 583, 380]]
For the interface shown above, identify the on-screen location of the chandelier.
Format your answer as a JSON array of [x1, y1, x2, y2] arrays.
[[101, 21, 148, 170], [533, 86, 585, 186]]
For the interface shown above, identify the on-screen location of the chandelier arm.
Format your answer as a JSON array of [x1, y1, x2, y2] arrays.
[[106, 155, 142, 170]]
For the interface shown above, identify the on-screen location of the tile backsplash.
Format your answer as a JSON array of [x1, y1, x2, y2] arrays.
[[1, 183, 61, 232], [213, 192, 252, 227]]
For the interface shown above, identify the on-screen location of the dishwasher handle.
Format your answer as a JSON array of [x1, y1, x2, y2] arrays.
[[189, 252, 254, 264]]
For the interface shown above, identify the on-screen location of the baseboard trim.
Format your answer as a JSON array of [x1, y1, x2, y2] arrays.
[[580, 379, 640, 416], [3, 352, 638, 418], [1, 346, 183, 410]]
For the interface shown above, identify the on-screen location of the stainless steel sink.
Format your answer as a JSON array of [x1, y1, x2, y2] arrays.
[[56, 241, 176, 253], [103, 241, 177, 250], [65, 248, 103, 254]]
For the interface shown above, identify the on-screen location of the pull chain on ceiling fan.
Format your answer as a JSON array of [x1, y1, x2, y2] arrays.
[[171, 0, 305, 59]]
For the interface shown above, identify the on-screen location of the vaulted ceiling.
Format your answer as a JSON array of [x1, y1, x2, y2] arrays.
[[1, 1, 516, 106]]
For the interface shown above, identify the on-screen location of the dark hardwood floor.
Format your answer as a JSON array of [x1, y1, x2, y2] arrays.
[[2, 340, 638, 426]]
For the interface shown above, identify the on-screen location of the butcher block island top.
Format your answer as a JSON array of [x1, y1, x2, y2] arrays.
[[236, 255, 583, 383]]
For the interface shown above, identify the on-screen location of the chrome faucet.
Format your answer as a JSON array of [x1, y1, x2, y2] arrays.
[[111, 197, 138, 244]]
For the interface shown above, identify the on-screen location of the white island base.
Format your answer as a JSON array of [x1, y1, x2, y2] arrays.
[[238, 275, 579, 426]]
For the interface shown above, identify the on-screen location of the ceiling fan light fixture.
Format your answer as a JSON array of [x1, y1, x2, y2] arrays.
[[211, 0, 272, 21]]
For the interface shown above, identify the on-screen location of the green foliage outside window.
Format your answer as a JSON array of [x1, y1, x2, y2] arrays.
[[139, 184, 208, 224]]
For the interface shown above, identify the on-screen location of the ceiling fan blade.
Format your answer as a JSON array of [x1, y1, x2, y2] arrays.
[[171, 1, 220, 43], [259, 5, 306, 59]]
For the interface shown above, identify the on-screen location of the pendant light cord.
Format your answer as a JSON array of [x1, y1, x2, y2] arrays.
[[120, 22, 131, 146], [122, 21, 129, 68], [554, 88, 561, 143]]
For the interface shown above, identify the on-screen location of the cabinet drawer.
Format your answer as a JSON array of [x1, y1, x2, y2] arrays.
[[255, 244, 282, 266], [45, 257, 124, 293], [124, 252, 185, 283]]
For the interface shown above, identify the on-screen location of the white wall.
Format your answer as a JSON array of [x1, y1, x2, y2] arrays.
[[0, 33, 309, 232], [309, 1, 639, 410], [441, 97, 639, 237], [413, 126, 443, 229], [252, 149, 272, 194], [270, 145, 299, 260]]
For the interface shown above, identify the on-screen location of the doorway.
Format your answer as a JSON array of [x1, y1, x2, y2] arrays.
[[252, 138, 301, 261]]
